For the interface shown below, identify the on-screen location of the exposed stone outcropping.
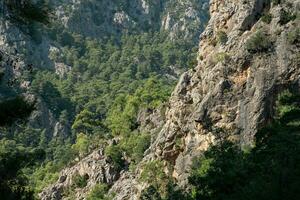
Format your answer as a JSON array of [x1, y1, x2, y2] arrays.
[[109, 0, 300, 198], [40, 148, 119, 200], [37, 0, 300, 199], [162, 0, 210, 41], [40, 103, 166, 199], [1, 0, 210, 142], [54, 0, 209, 41]]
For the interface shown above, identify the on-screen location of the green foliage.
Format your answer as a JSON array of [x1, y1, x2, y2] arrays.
[[13, 127, 44, 147], [103, 132, 151, 171], [175, 137, 183, 150], [30, 142, 76, 193], [105, 95, 136, 136], [261, 13, 272, 24], [189, 141, 248, 200], [72, 133, 90, 157], [31, 71, 73, 118], [73, 173, 89, 188], [120, 133, 151, 164], [31, 163, 59, 193], [246, 31, 272, 53], [140, 185, 162, 200], [3, 0, 51, 25], [287, 28, 300, 45], [106, 77, 172, 136], [0, 2, 205, 199], [0, 96, 35, 127], [0, 25, 198, 198], [58, 31, 75, 47], [279, 10, 296, 25], [105, 145, 124, 171], [140, 160, 188, 200], [216, 31, 228, 45], [33, 31, 193, 140], [86, 183, 113, 200], [140, 160, 166, 186], [0, 139, 45, 200], [72, 109, 102, 134], [140, 160, 168, 197], [214, 52, 230, 63], [189, 90, 300, 200]]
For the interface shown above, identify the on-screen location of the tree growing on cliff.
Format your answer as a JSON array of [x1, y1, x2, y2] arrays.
[[72, 133, 90, 157], [0, 139, 45, 200]]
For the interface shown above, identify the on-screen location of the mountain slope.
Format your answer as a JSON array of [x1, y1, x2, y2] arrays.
[[107, 0, 300, 199], [41, 0, 300, 199], [0, 0, 210, 199], [1, 0, 300, 199]]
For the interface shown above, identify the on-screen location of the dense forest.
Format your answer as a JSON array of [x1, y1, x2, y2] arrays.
[[0, 0, 202, 198]]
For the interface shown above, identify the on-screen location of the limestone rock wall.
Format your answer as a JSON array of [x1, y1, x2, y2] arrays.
[[109, 0, 300, 198]]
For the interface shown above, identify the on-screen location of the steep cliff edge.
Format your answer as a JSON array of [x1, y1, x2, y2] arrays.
[[54, 0, 209, 41], [109, 0, 300, 198], [0, 0, 209, 140], [39, 0, 300, 199]]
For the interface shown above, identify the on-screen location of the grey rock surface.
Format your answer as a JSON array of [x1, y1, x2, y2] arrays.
[[40, 148, 119, 200], [109, 0, 300, 198], [3, 0, 300, 199]]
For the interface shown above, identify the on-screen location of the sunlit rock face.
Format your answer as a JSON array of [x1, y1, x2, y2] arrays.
[[54, 0, 209, 41], [6, 0, 300, 199], [0, 0, 209, 142], [108, 0, 300, 198]]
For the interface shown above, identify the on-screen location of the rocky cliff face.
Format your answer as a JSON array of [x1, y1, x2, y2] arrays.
[[54, 0, 209, 41], [161, 0, 209, 41], [0, 0, 209, 140], [40, 106, 166, 200], [40, 147, 119, 200], [27, 0, 300, 199], [108, 0, 300, 199], [0, 1, 67, 138], [54, 0, 161, 37]]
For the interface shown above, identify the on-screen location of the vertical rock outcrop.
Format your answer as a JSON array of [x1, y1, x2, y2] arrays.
[[109, 0, 300, 198], [40, 148, 119, 200], [38, 0, 300, 199]]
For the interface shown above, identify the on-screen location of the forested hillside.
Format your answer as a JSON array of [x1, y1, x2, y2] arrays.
[[0, 0, 300, 200], [0, 0, 209, 199]]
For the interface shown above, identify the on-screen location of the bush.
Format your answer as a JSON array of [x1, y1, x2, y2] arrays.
[[140, 160, 169, 197], [140, 186, 162, 200], [261, 13, 272, 24], [120, 133, 151, 164], [287, 28, 300, 44], [72, 173, 89, 188], [86, 183, 112, 200], [246, 31, 272, 53], [216, 31, 228, 45], [72, 133, 90, 157], [279, 10, 296, 25], [214, 52, 230, 63], [0, 140, 45, 200], [105, 145, 124, 171]]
